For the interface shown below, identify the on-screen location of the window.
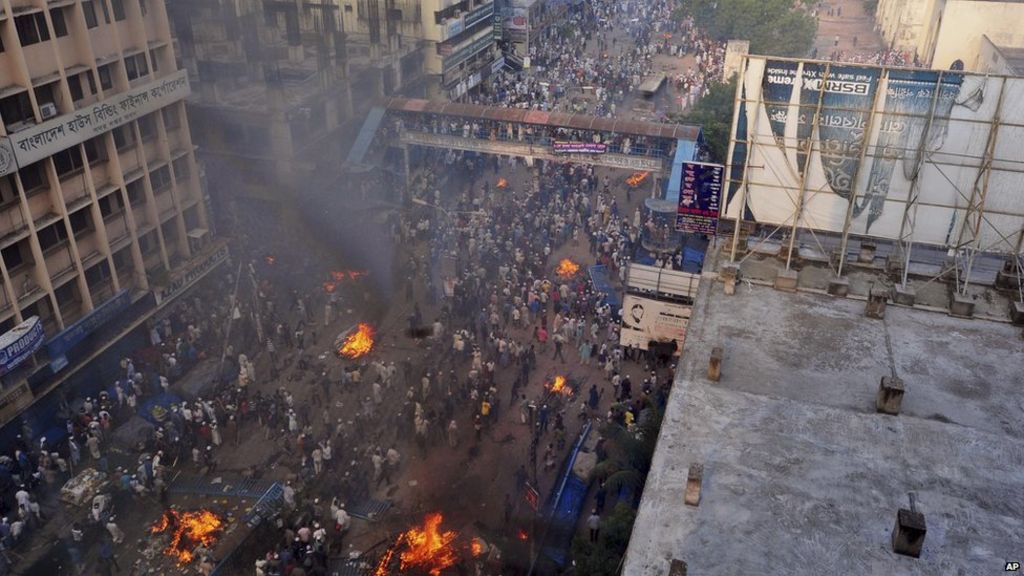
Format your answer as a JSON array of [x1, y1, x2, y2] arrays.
[[99, 193, 122, 217], [0, 92, 35, 128], [112, 246, 132, 270], [53, 282, 77, 306], [0, 176, 17, 205], [112, 125, 134, 150], [149, 165, 171, 191], [2, 244, 25, 269], [37, 222, 69, 251], [172, 157, 190, 181], [83, 1, 99, 28], [137, 113, 157, 140], [86, 70, 97, 95], [98, 64, 113, 91], [126, 179, 144, 205], [52, 148, 85, 177], [18, 162, 45, 192], [149, 49, 160, 72], [100, 0, 111, 24], [125, 53, 149, 81], [138, 231, 158, 255], [85, 262, 111, 287], [67, 75, 84, 102], [111, 0, 126, 21], [162, 106, 180, 131], [15, 13, 51, 47], [50, 8, 69, 38], [69, 210, 92, 234], [138, 0, 147, 17], [83, 137, 104, 164]]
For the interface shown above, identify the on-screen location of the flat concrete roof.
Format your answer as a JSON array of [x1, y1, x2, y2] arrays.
[[624, 278, 1024, 575]]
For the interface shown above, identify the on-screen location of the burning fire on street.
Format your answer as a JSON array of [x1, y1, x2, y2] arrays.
[[496, 177, 509, 189], [338, 323, 375, 359], [331, 270, 369, 281], [150, 509, 224, 566], [549, 375, 571, 396], [264, 255, 276, 265], [373, 513, 481, 576], [323, 281, 337, 293], [626, 171, 651, 187], [556, 259, 580, 279]]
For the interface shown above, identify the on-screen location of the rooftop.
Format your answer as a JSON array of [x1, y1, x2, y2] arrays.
[[624, 271, 1024, 574]]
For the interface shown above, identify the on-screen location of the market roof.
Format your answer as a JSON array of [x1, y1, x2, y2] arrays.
[[384, 98, 702, 141]]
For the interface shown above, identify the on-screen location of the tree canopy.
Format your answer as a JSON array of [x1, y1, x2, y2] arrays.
[[671, 76, 737, 163], [676, 0, 817, 58]]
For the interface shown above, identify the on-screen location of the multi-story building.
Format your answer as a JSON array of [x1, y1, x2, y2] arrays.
[[0, 0, 212, 403], [341, 0, 502, 100], [875, 0, 1024, 69], [167, 0, 358, 209]]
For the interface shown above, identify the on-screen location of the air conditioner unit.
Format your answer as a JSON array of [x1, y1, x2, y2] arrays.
[[40, 103, 58, 120]]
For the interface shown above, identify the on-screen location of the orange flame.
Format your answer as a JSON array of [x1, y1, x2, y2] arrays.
[[264, 255, 276, 265], [626, 171, 650, 187], [331, 270, 369, 281], [496, 177, 509, 189], [150, 509, 223, 566], [550, 375, 571, 396], [556, 259, 580, 279], [471, 538, 485, 557], [323, 281, 337, 293], [518, 529, 529, 541], [372, 513, 459, 576], [339, 323, 375, 359]]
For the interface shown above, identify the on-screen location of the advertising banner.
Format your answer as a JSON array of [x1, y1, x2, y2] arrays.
[[46, 290, 131, 361], [0, 317, 44, 375], [552, 141, 607, 154], [618, 294, 691, 352], [726, 57, 1024, 253], [676, 161, 724, 235], [0, 70, 190, 176]]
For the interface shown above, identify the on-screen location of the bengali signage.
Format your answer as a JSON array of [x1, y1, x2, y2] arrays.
[[675, 161, 723, 235], [0, 70, 190, 177], [154, 244, 230, 307], [727, 56, 1024, 252], [0, 381, 34, 426], [0, 316, 44, 375], [46, 290, 131, 363], [552, 141, 608, 154], [618, 294, 691, 352]]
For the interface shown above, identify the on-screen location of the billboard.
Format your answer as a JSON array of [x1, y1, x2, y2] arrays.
[[0, 317, 43, 375], [553, 141, 607, 154], [676, 161, 724, 235], [619, 294, 691, 352], [725, 57, 1024, 254]]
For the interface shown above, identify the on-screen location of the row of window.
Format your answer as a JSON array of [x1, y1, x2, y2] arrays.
[[7, 0, 151, 51]]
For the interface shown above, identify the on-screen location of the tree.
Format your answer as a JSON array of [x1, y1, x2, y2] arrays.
[[569, 504, 637, 576], [671, 77, 737, 163], [675, 0, 817, 58]]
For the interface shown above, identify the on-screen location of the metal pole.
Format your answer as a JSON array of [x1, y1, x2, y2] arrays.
[[956, 76, 1007, 295], [786, 62, 832, 271], [836, 69, 887, 278], [896, 70, 946, 289], [727, 57, 754, 262]]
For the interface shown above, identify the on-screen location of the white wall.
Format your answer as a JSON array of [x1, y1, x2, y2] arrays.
[[931, 1, 1024, 70]]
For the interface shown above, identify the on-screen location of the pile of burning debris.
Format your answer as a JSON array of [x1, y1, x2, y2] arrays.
[[144, 508, 226, 568], [363, 513, 499, 575], [335, 323, 376, 359]]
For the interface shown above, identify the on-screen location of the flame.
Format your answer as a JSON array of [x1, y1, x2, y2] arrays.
[[150, 509, 223, 566], [518, 529, 529, 541], [331, 270, 369, 281], [556, 259, 580, 279], [550, 376, 571, 396], [339, 323, 375, 359], [374, 513, 459, 576], [323, 281, 337, 293], [471, 538, 485, 557], [496, 177, 509, 189], [373, 536, 402, 576], [264, 255, 276, 265], [626, 171, 650, 187]]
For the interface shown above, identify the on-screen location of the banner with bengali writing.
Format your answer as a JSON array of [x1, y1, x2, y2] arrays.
[[0, 70, 190, 176]]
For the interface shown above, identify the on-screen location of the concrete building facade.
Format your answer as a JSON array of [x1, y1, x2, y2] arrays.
[[0, 0, 210, 351], [874, 0, 1024, 70]]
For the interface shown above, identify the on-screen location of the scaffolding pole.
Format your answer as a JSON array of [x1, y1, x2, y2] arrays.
[[785, 62, 831, 271]]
